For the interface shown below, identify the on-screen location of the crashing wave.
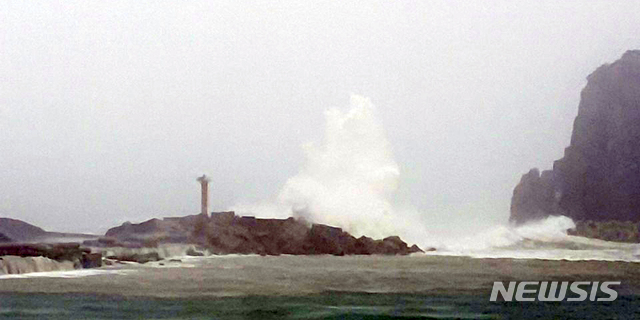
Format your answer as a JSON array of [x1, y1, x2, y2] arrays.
[[0, 256, 75, 275], [428, 216, 640, 261]]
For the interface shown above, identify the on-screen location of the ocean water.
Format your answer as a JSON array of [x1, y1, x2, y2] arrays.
[[2, 217, 640, 319], [2, 291, 640, 320], [1, 253, 640, 319]]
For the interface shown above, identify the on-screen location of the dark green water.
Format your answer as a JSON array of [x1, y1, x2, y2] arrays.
[[2, 255, 640, 319], [2, 292, 640, 319]]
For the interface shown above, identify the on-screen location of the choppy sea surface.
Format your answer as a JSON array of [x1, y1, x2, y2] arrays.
[[1, 253, 640, 319], [1, 217, 640, 319]]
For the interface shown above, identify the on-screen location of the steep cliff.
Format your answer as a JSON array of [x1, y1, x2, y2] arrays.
[[511, 50, 640, 225]]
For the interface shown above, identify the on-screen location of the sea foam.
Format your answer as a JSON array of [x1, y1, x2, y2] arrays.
[[233, 95, 423, 240]]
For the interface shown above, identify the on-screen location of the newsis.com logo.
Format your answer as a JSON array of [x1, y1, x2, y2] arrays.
[[490, 281, 621, 302]]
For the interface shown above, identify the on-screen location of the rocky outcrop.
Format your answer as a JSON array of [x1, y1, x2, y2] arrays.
[[510, 169, 565, 223], [96, 212, 423, 256], [511, 50, 640, 226], [104, 252, 161, 264], [98, 244, 208, 264], [0, 211, 422, 269], [0, 243, 102, 274], [567, 220, 640, 243], [89, 214, 206, 248], [0, 243, 84, 260]]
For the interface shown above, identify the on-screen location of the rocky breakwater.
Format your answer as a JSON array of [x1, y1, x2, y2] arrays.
[[0, 243, 102, 275], [0, 218, 102, 274], [89, 211, 423, 259], [510, 50, 640, 241]]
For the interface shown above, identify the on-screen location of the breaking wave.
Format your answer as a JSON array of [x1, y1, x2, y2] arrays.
[[232, 95, 423, 240], [0, 269, 136, 279], [430, 216, 640, 261], [231, 95, 639, 262]]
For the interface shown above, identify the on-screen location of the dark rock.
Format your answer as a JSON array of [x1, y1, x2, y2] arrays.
[[511, 50, 640, 227], [106, 219, 162, 237], [210, 211, 235, 223], [0, 233, 12, 243], [0, 243, 84, 261], [47, 243, 86, 261], [353, 236, 375, 254], [305, 224, 357, 255], [101, 212, 422, 256], [0, 243, 101, 268], [81, 253, 102, 268], [106, 252, 161, 264], [104, 214, 214, 246], [568, 220, 640, 242], [82, 237, 123, 247], [510, 169, 564, 224], [186, 247, 204, 256], [379, 236, 420, 255]]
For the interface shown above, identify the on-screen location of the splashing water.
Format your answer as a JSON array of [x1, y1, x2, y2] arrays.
[[278, 95, 404, 238], [445, 215, 577, 251], [233, 95, 422, 240], [231, 96, 640, 261], [434, 215, 640, 261]]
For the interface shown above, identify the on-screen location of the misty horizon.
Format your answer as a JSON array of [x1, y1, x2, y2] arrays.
[[1, 1, 640, 245]]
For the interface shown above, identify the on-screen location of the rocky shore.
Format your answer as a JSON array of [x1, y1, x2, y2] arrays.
[[567, 220, 640, 243], [0, 243, 102, 275], [89, 212, 423, 257], [0, 212, 423, 274]]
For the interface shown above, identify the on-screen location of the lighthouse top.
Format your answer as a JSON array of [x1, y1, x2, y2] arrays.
[[197, 174, 210, 183]]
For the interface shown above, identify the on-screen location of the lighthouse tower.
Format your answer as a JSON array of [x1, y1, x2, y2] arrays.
[[197, 174, 210, 217]]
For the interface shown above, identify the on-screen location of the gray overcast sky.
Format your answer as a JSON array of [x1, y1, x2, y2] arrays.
[[1, 1, 639, 242]]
